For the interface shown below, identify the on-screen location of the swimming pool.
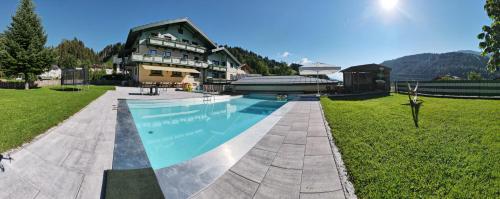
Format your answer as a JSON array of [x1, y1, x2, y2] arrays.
[[127, 97, 286, 169]]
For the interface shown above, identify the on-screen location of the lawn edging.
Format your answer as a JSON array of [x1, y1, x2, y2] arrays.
[[319, 101, 357, 199]]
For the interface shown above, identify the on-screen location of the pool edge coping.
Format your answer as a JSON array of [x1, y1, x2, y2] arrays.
[[153, 99, 295, 199]]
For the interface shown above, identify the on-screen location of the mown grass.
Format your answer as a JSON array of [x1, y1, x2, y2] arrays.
[[321, 94, 499, 198], [0, 86, 115, 153]]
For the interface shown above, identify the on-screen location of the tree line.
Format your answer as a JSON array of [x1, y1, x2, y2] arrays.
[[225, 46, 298, 76]]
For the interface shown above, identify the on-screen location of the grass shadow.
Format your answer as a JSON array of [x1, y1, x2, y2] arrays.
[[50, 87, 82, 92], [327, 92, 390, 101]]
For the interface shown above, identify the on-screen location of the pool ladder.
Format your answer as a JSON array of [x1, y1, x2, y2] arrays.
[[203, 92, 214, 102]]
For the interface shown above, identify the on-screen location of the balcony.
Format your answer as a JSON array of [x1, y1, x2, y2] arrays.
[[147, 37, 206, 54], [210, 65, 227, 72], [131, 53, 209, 68]]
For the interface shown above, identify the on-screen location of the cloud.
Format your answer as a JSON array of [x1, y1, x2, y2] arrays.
[[299, 57, 312, 64], [281, 51, 290, 58]]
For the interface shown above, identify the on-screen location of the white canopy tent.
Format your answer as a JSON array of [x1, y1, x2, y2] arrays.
[[299, 62, 341, 95]]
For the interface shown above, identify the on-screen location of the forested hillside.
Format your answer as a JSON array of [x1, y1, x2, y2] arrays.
[[225, 46, 297, 75]]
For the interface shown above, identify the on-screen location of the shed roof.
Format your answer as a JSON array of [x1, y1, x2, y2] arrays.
[[232, 76, 336, 85], [341, 64, 392, 73]]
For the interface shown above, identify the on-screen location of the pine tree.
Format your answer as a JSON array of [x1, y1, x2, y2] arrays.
[[0, 0, 54, 89]]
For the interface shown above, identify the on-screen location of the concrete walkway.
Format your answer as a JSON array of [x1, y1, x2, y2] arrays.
[[0, 87, 206, 199], [191, 101, 345, 199], [0, 91, 118, 199]]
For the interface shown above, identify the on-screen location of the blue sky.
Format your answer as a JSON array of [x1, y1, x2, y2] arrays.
[[0, 0, 490, 68]]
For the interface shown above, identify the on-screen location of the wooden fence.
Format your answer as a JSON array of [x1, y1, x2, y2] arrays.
[[394, 80, 500, 98]]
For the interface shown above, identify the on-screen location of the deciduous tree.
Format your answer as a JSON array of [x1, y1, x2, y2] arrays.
[[478, 0, 500, 72]]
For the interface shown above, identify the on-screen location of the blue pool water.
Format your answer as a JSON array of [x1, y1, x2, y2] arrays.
[[127, 97, 286, 169]]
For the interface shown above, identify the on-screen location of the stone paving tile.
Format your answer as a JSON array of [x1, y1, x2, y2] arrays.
[[192, 171, 259, 199], [23, 133, 73, 165], [230, 148, 276, 183], [9, 149, 84, 199], [307, 125, 328, 137], [253, 166, 302, 199], [305, 137, 332, 155], [291, 122, 309, 131], [271, 144, 305, 170], [0, 169, 39, 199], [283, 131, 307, 145], [308, 121, 325, 127], [300, 190, 345, 199], [271, 124, 291, 132], [268, 125, 291, 136], [254, 134, 284, 152], [76, 174, 104, 199], [61, 149, 94, 172], [34, 192, 56, 199], [301, 155, 342, 193]]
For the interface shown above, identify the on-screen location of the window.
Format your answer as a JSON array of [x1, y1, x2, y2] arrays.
[[148, 50, 157, 55], [182, 54, 189, 60], [191, 73, 200, 78], [171, 71, 182, 77], [164, 51, 171, 58], [192, 41, 198, 45], [178, 28, 183, 34], [212, 60, 219, 65], [165, 36, 172, 40], [194, 57, 199, 61], [150, 32, 159, 37], [182, 39, 189, 43], [150, 70, 162, 76]]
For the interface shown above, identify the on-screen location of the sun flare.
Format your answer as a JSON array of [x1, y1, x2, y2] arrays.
[[380, 0, 399, 11]]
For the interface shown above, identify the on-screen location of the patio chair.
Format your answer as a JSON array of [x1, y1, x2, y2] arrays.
[[159, 82, 169, 92], [140, 82, 155, 95]]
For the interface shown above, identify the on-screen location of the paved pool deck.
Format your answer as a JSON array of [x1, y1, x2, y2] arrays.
[[0, 87, 205, 199], [0, 87, 349, 199], [191, 100, 346, 199]]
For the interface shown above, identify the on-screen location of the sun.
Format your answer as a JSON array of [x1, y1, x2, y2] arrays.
[[380, 0, 399, 11]]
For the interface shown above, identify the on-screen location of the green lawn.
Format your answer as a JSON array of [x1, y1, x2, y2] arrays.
[[321, 94, 499, 198], [0, 86, 114, 153]]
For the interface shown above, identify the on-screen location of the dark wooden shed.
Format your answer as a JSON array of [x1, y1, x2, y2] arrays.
[[341, 64, 391, 93]]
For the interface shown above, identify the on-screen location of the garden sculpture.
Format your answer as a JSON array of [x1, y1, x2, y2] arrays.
[[407, 82, 422, 128]]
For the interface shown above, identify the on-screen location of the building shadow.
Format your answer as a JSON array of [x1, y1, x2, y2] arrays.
[[327, 92, 390, 101]]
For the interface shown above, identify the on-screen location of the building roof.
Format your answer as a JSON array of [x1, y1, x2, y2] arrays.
[[232, 76, 336, 85], [340, 64, 392, 73], [211, 47, 242, 66], [124, 18, 218, 49]]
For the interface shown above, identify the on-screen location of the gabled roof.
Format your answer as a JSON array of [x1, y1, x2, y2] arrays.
[[340, 64, 392, 73], [124, 18, 218, 49], [211, 47, 242, 66]]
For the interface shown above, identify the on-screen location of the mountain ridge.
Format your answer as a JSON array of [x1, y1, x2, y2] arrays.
[[381, 51, 498, 80]]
